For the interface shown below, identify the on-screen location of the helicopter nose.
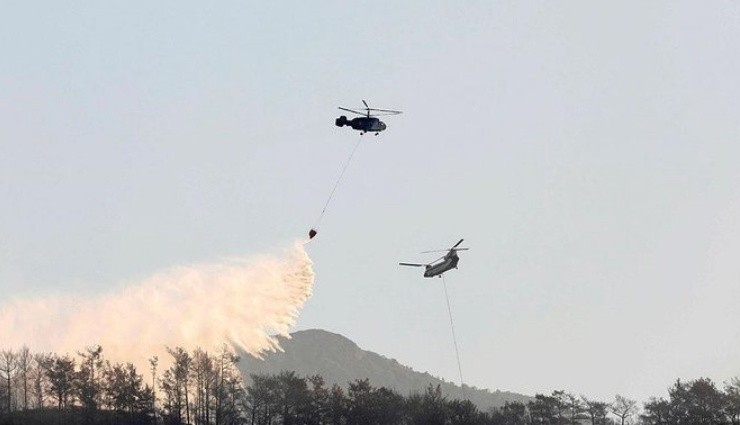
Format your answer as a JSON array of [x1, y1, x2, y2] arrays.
[[380, 122, 387, 130]]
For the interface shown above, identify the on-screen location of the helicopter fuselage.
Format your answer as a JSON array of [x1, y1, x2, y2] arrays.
[[424, 252, 460, 278], [335, 116, 387, 134]]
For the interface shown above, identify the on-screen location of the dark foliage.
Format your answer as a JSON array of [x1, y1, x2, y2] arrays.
[[0, 345, 739, 425]]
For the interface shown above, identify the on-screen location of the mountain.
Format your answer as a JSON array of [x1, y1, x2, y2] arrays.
[[236, 329, 530, 411]]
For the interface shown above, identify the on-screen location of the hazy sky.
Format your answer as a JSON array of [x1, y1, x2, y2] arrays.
[[2, 1, 740, 402]]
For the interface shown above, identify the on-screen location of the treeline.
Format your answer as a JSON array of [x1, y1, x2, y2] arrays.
[[489, 377, 740, 425], [0, 345, 738, 425], [0, 345, 242, 424], [242, 375, 740, 425]]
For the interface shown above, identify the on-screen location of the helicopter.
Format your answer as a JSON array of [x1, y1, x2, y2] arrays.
[[335, 100, 402, 135], [399, 239, 469, 278]]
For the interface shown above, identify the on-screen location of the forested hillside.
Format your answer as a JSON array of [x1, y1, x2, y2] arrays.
[[237, 329, 529, 410], [0, 342, 737, 424]]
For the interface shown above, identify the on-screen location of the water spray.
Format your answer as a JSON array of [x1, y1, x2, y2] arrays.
[[0, 240, 314, 371]]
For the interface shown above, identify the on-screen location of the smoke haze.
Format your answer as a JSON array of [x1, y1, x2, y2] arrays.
[[0, 241, 314, 366]]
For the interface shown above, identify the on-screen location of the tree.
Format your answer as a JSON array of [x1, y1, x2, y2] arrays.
[[725, 377, 740, 425], [550, 390, 571, 425], [611, 395, 637, 425], [191, 348, 215, 425], [640, 397, 671, 425], [497, 401, 528, 425], [305, 375, 330, 425], [214, 345, 243, 425], [371, 387, 405, 425], [0, 350, 17, 413], [581, 396, 610, 425], [160, 368, 180, 424], [276, 371, 309, 425], [563, 392, 584, 424], [326, 383, 347, 425], [406, 384, 448, 425], [17, 346, 32, 411], [448, 398, 482, 425], [529, 394, 558, 424], [246, 374, 280, 425], [150, 356, 159, 424], [75, 345, 104, 413], [46, 354, 76, 410], [31, 352, 53, 409], [220, 371, 245, 425], [101, 361, 153, 424], [668, 378, 725, 425], [162, 347, 192, 425]]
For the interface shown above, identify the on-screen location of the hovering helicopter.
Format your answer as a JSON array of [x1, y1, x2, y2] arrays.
[[335, 100, 402, 135], [399, 239, 469, 278]]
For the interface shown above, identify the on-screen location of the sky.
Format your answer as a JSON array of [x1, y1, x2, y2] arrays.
[[1, 1, 740, 402]]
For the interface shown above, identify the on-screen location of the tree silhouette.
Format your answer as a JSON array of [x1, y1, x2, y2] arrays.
[[75, 345, 103, 415], [581, 396, 609, 425], [17, 346, 32, 411], [0, 350, 17, 413], [46, 354, 76, 410], [611, 394, 637, 425], [528, 394, 558, 424]]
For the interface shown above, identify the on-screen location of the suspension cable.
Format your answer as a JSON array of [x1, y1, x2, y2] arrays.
[[314, 134, 363, 230], [441, 273, 466, 400]]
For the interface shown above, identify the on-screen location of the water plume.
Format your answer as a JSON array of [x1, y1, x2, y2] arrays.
[[0, 240, 314, 367]]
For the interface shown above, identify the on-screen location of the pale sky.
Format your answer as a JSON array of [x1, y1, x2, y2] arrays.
[[2, 1, 740, 402]]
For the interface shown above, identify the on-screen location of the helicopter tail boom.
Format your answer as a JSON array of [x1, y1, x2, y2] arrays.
[[335, 116, 348, 127]]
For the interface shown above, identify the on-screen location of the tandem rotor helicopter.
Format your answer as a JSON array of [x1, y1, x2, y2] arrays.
[[399, 239, 469, 278], [335, 100, 402, 135]]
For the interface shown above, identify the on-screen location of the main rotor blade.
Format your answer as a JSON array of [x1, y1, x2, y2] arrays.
[[338, 107, 365, 115], [452, 239, 464, 249], [399, 262, 425, 267], [420, 248, 469, 254], [366, 108, 402, 115], [366, 111, 402, 117], [362, 99, 369, 109]]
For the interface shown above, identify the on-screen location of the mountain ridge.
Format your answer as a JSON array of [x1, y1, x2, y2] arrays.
[[237, 329, 530, 411]]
